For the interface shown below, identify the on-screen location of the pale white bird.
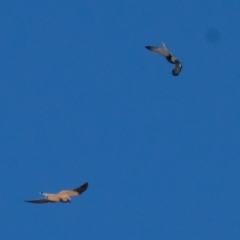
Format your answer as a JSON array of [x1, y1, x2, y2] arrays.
[[25, 182, 88, 204], [145, 43, 182, 76]]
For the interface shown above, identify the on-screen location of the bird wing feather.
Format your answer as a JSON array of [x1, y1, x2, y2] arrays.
[[145, 43, 170, 57], [172, 62, 182, 76], [59, 182, 88, 197], [25, 199, 55, 204]]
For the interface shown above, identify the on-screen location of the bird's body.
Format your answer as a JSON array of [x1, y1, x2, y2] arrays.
[[25, 182, 88, 204], [145, 43, 182, 76]]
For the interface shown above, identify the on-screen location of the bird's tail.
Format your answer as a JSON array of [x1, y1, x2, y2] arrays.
[[39, 192, 52, 197]]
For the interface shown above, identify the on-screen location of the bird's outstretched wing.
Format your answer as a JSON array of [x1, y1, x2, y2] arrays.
[[145, 43, 170, 57], [73, 182, 88, 194], [25, 199, 55, 204], [172, 62, 182, 76], [60, 182, 89, 197]]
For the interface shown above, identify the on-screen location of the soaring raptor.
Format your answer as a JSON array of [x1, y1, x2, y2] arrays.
[[145, 43, 182, 76], [25, 182, 88, 204]]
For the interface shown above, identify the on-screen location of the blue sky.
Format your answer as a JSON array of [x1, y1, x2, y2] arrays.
[[1, 0, 240, 239]]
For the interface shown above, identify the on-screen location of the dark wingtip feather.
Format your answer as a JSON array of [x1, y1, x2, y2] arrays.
[[25, 199, 53, 204], [73, 182, 88, 194], [172, 71, 179, 76], [25, 200, 38, 203]]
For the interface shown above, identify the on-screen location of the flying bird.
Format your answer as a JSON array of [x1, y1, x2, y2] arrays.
[[145, 43, 182, 76], [25, 182, 88, 204]]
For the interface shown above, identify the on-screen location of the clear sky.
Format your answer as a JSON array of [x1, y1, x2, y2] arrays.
[[1, 0, 240, 239]]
